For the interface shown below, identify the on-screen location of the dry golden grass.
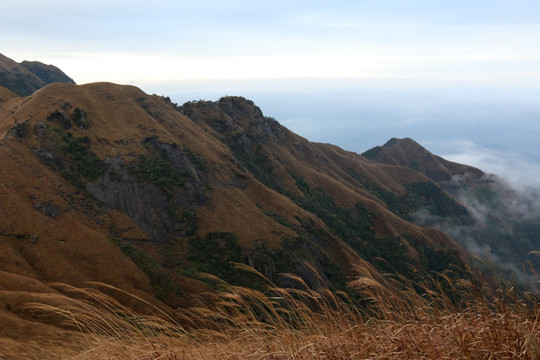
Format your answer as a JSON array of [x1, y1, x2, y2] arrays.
[[3, 262, 538, 360]]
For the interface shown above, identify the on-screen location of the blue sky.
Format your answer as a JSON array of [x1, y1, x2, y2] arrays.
[[3, 0, 540, 180]]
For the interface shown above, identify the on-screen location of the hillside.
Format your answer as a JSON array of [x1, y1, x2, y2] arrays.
[[364, 137, 540, 285], [0, 80, 538, 354], [0, 53, 75, 96]]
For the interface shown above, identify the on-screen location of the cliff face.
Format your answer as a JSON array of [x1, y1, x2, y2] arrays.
[[3, 80, 534, 342], [0, 53, 75, 96]]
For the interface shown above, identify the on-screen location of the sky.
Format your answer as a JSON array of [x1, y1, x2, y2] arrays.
[[3, 0, 540, 182]]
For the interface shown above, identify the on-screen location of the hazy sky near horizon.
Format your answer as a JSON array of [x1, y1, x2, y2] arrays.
[[4, 0, 540, 84], [3, 0, 540, 179]]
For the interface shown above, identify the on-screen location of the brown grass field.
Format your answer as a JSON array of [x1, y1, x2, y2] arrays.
[[1, 261, 538, 360]]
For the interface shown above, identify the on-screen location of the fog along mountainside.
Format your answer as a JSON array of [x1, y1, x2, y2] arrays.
[[428, 174, 540, 286], [363, 138, 540, 288]]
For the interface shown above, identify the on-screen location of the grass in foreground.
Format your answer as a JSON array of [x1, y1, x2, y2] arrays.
[[6, 262, 540, 359]]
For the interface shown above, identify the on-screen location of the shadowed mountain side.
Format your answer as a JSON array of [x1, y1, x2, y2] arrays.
[[0, 53, 75, 97], [0, 86, 18, 103], [183, 97, 472, 271]]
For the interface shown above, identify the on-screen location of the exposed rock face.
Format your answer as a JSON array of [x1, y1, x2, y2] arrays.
[[87, 139, 210, 241], [0, 53, 75, 96]]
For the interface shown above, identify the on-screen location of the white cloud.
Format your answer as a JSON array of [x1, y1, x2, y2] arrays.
[[441, 141, 540, 189]]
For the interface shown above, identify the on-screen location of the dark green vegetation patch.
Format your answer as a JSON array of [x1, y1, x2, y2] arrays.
[[109, 236, 182, 301], [47, 107, 89, 130], [187, 232, 243, 283], [372, 182, 469, 220], [128, 150, 190, 192], [59, 133, 102, 182]]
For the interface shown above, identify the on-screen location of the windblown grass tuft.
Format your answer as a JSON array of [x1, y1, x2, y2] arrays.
[[8, 263, 540, 359]]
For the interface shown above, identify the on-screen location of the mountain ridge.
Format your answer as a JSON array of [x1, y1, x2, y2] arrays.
[[0, 82, 469, 286], [0, 78, 538, 347], [362, 137, 484, 182], [0, 53, 75, 96]]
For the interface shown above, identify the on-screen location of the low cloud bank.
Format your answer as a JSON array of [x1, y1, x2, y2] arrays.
[[442, 140, 540, 189], [414, 141, 540, 289]]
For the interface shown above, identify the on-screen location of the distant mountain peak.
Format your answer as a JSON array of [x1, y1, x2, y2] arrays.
[[383, 137, 419, 148], [0, 53, 75, 96], [363, 137, 483, 182]]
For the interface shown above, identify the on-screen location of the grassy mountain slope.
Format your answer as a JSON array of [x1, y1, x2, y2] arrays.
[[0, 82, 506, 344]]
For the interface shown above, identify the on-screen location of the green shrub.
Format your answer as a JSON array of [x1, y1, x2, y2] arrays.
[[109, 236, 182, 300], [371, 182, 468, 220], [59, 133, 103, 182], [289, 171, 310, 194], [182, 145, 207, 171], [108, 170, 121, 182], [70, 108, 88, 128], [13, 121, 28, 138], [187, 232, 243, 283], [47, 110, 71, 129], [261, 209, 292, 229], [181, 210, 198, 236], [128, 152, 188, 191]]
